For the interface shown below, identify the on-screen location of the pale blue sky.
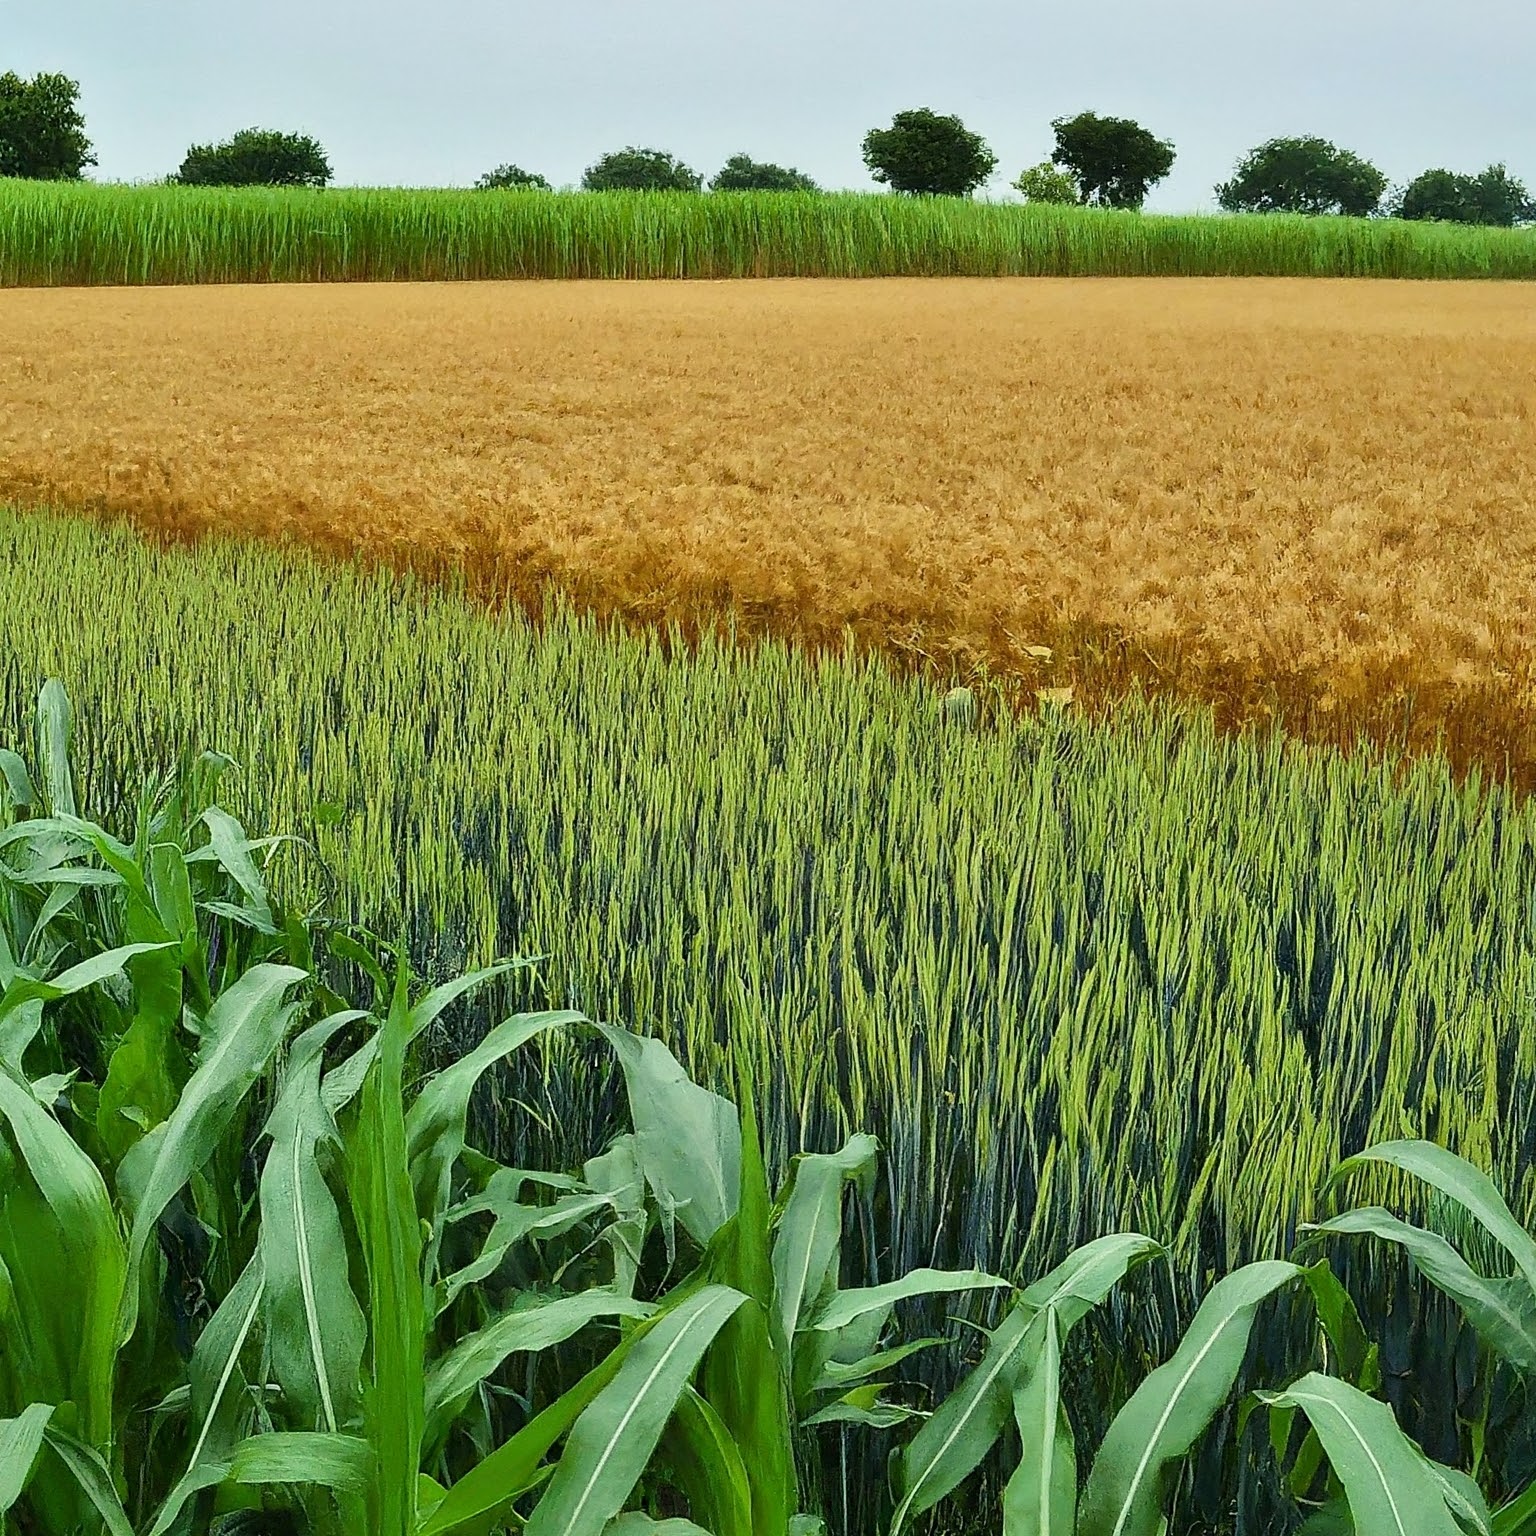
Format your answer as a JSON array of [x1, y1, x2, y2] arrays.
[[5, 0, 1532, 210]]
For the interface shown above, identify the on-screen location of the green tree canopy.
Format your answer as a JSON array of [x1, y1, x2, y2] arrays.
[[710, 153, 818, 192], [1050, 111, 1176, 209], [1216, 136, 1387, 217], [1012, 161, 1079, 205], [475, 163, 551, 191], [861, 108, 997, 197], [0, 71, 94, 181], [1394, 163, 1534, 226], [175, 128, 332, 188], [581, 147, 701, 192]]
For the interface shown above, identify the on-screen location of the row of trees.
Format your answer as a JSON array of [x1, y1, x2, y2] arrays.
[[477, 148, 818, 193], [3, 69, 1533, 226]]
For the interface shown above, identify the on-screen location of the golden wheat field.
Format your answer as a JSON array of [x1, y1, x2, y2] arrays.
[[4, 276, 1536, 775]]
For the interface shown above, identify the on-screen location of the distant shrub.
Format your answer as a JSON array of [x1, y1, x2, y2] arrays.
[[1012, 161, 1079, 205], [175, 127, 331, 188], [710, 153, 819, 192], [475, 163, 551, 191], [581, 146, 701, 192]]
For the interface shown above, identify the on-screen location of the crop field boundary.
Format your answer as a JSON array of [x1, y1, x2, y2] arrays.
[[4, 181, 1536, 285], [8, 480, 1535, 794]]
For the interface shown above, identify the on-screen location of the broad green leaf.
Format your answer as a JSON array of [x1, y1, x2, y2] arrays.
[[116, 963, 307, 1346], [1020, 1234, 1165, 1333], [1298, 1260, 1373, 1385], [425, 1290, 652, 1450], [596, 1024, 739, 1249], [189, 1252, 266, 1456], [802, 1384, 923, 1428], [1306, 1210, 1536, 1373], [811, 1268, 1009, 1334], [1078, 1260, 1302, 1536], [771, 1133, 878, 1343], [202, 807, 275, 932], [11, 865, 119, 890], [1297, 1503, 1355, 1536], [813, 1335, 951, 1390], [28, 1070, 74, 1105], [0, 1403, 52, 1511], [662, 1386, 755, 1536], [228, 1430, 375, 1493], [436, 1184, 619, 1316], [584, 1136, 647, 1298], [524, 1284, 748, 1536], [35, 680, 75, 818], [260, 1035, 367, 1433], [700, 1064, 796, 1536], [1494, 1480, 1536, 1536], [407, 1009, 582, 1227], [1334, 1142, 1536, 1300], [606, 1518, 713, 1536], [1257, 1375, 1463, 1536], [149, 841, 198, 956], [322, 1032, 379, 1115], [96, 949, 184, 1167], [0, 1065, 126, 1448], [39, 1424, 134, 1536], [348, 966, 425, 1536], [0, 1001, 42, 1080], [892, 1300, 1040, 1532], [1003, 1307, 1076, 1536], [888, 1234, 1162, 1532], [0, 940, 177, 1042], [406, 960, 532, 1045], [60, 817, 159, 916], [0, 748, 36, 815], [1420, 1456, 1493, 1536], [144, 1256, 268, 1536], [144, 1464, 233, 1536], [416, 1341, 638, 1536], [21, 883, 88, 976]]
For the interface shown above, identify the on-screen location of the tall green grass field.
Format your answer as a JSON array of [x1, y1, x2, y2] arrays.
[[2, 180, 1534, 284]]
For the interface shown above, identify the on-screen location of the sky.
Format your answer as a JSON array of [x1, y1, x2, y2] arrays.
[[4, 0, 1533, 211]]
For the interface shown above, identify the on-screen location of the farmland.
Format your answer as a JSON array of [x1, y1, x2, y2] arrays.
[[3, 202, 1536, 1532], [3, 276, 1536, 780], [5, 501, 1536, 1531]]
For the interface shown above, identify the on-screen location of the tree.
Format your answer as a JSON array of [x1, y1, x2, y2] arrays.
[[581, 147, 701, 192], [710, 153, 818, 192], [175, 127, 332, 188], [0, 71, 94, 180], [1468, 164, 1533, 224], [1215, 136, 1387, 217], [1394, 162, 1534, 226], [1012, 161, 1078, 205], [1049, 111, 1175, 209], [861, 108, 997, 197], [475, 163, 551, 191]]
